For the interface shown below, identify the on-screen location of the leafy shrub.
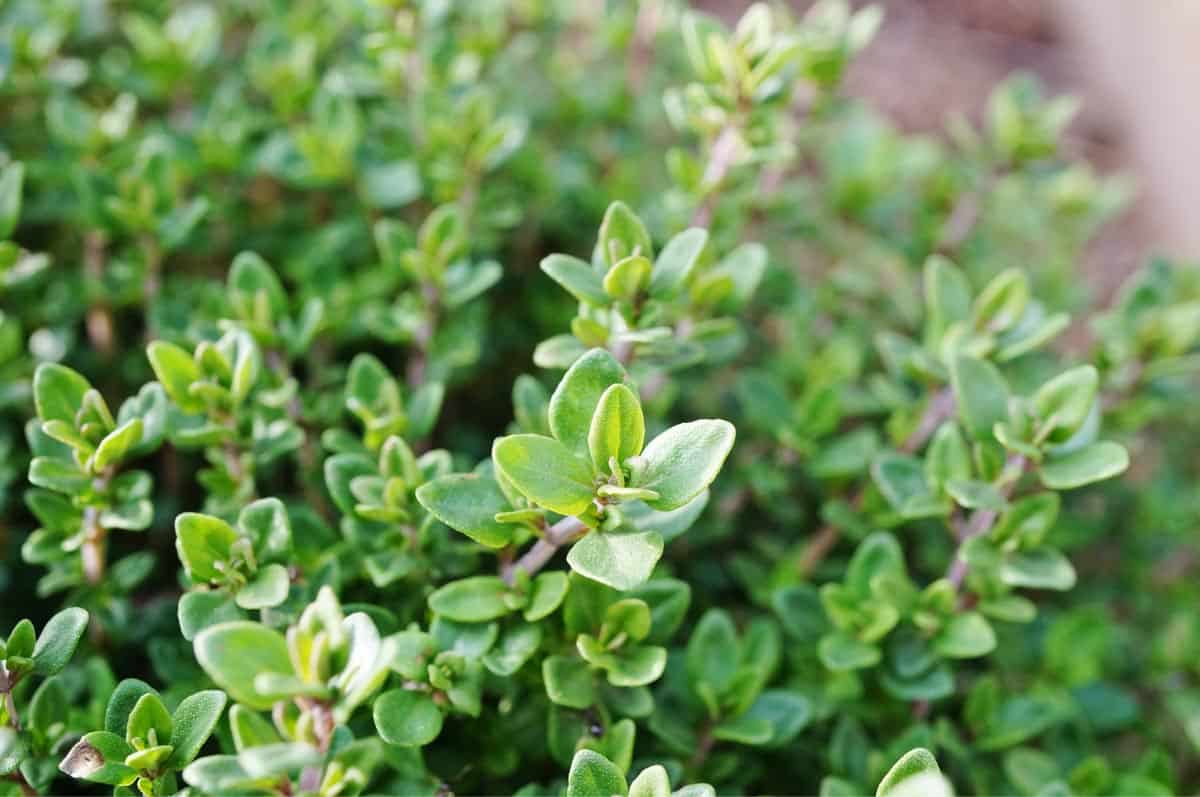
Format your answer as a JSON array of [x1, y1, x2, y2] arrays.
[[0, 1, 1195, 795]]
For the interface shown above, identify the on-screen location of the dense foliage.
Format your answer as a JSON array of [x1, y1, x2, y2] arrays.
[[1, 1, 1197, 794]]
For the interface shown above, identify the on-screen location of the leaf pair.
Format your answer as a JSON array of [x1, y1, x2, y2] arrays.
[[490, 349, 735, 589]]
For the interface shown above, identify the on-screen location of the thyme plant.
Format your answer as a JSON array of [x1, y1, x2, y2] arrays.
[[0, 1, 1195, 795]]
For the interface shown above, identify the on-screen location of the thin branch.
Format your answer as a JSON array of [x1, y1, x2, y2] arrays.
[[84, 230, 114, 357], [4, 688, 21, 732], [81, 470, 114, 586], [947, 454, 1028, 590], [501, 516, 589, 584], [7, 772, 35, 797], [406, 282, 440, 389], [690, 124, 741, 229]]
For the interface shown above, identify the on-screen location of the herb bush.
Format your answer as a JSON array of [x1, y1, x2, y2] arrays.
[[0, 1, 1196, 795]]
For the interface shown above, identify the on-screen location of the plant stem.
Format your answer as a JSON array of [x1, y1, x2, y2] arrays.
[[4, 688, 21, 732], [686, 723, 715, 777], [266, 350, 332, 521], [406, 283, 440, 390], [501, 516, 589, 584], [690, 124, 741, 229], [947, 453, 1028, 590], [84, 230, 114, 357], [798, 388, 957, 576], [8, 772, 35, 797], [82, 470, 114, 586], [937, 169, 997, 254]]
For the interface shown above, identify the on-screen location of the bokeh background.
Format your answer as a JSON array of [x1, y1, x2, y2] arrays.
[[706, 0, 1195, 308]]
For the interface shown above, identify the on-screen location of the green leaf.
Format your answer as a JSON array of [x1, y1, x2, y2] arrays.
[[31, 607, 88, 676], [33, 363, 91, 425], [949, 355, 1009, 441], [872, 453, 935, 514], [991, 493, 1059, 547], [603, 645, 667, 687], [924, 255, 972, 343], [482, 624, 543, 676], [28, 457, 89, 494], [492, 434, 596, 516], [1001, 547, 1077, 591], [361, 159, 421, 209], [1039, 442, 1128, 489], [534, 334, 588, 369], [228, 251, 288, 326], [104, 679, 155, 736], [925, 422, 972, 489], [567, 530, 664, 591], [603, 254, 651, 302], [177, 591, 242, 641], [629, 579, 692, 644], [238, 742, 323, 778], [819, 632, 881, 671], [524, 571, 570, 621], [877, 749, 950, 797], [934, 612, 996, 659], [945, 479, 1006, 511], [712, 714, 774, 745], [568, 749, 629, 797], [92, 418, 143, 472], [634, 420, 735, 511], [181, 755, 258, 793], [588, 384, 645, 474], [543, 655, 595, 709], [59, 731, 137, 786], [1033, 365, 1098, 443], [238, 497, 292, 560], [126, 692, 172, 750], [235, 563, 290, 610], [428, 576, 513, 622], [147, 341, 204, 414], [597, 201, 653, 269], [166, 690, 227, 769], [28, 677, 67, 737], [973, 268, 1029, 333], [651, 227, 707, 298], [229, 705, 280, 752], [549, 348, 628, 457], [0, 161, 24, 240], [845, 532, 907, 597], [7, 622, 35, 662], [416, 473, 515, 549], [125, 743, 174, 773], [628, 764, 672, 797], [373, 689, 443, 747], [193, 622, 293, 710], [741, 689, 813, 747], [542, 253, 610, 306], [686, 609, 739, 694], [175, 513, 240, 583], [706, 243, 767, 310]]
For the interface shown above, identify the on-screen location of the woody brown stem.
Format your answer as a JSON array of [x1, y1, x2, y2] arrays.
[[690, 124, 741, 229], [82, 470, 114, 586], [947, 454, 1028, 590], [501, 516, 589, 584], [84, 230, 114, 357]]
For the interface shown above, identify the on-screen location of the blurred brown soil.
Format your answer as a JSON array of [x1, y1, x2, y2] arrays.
[[699, 0, 1153, 306]]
